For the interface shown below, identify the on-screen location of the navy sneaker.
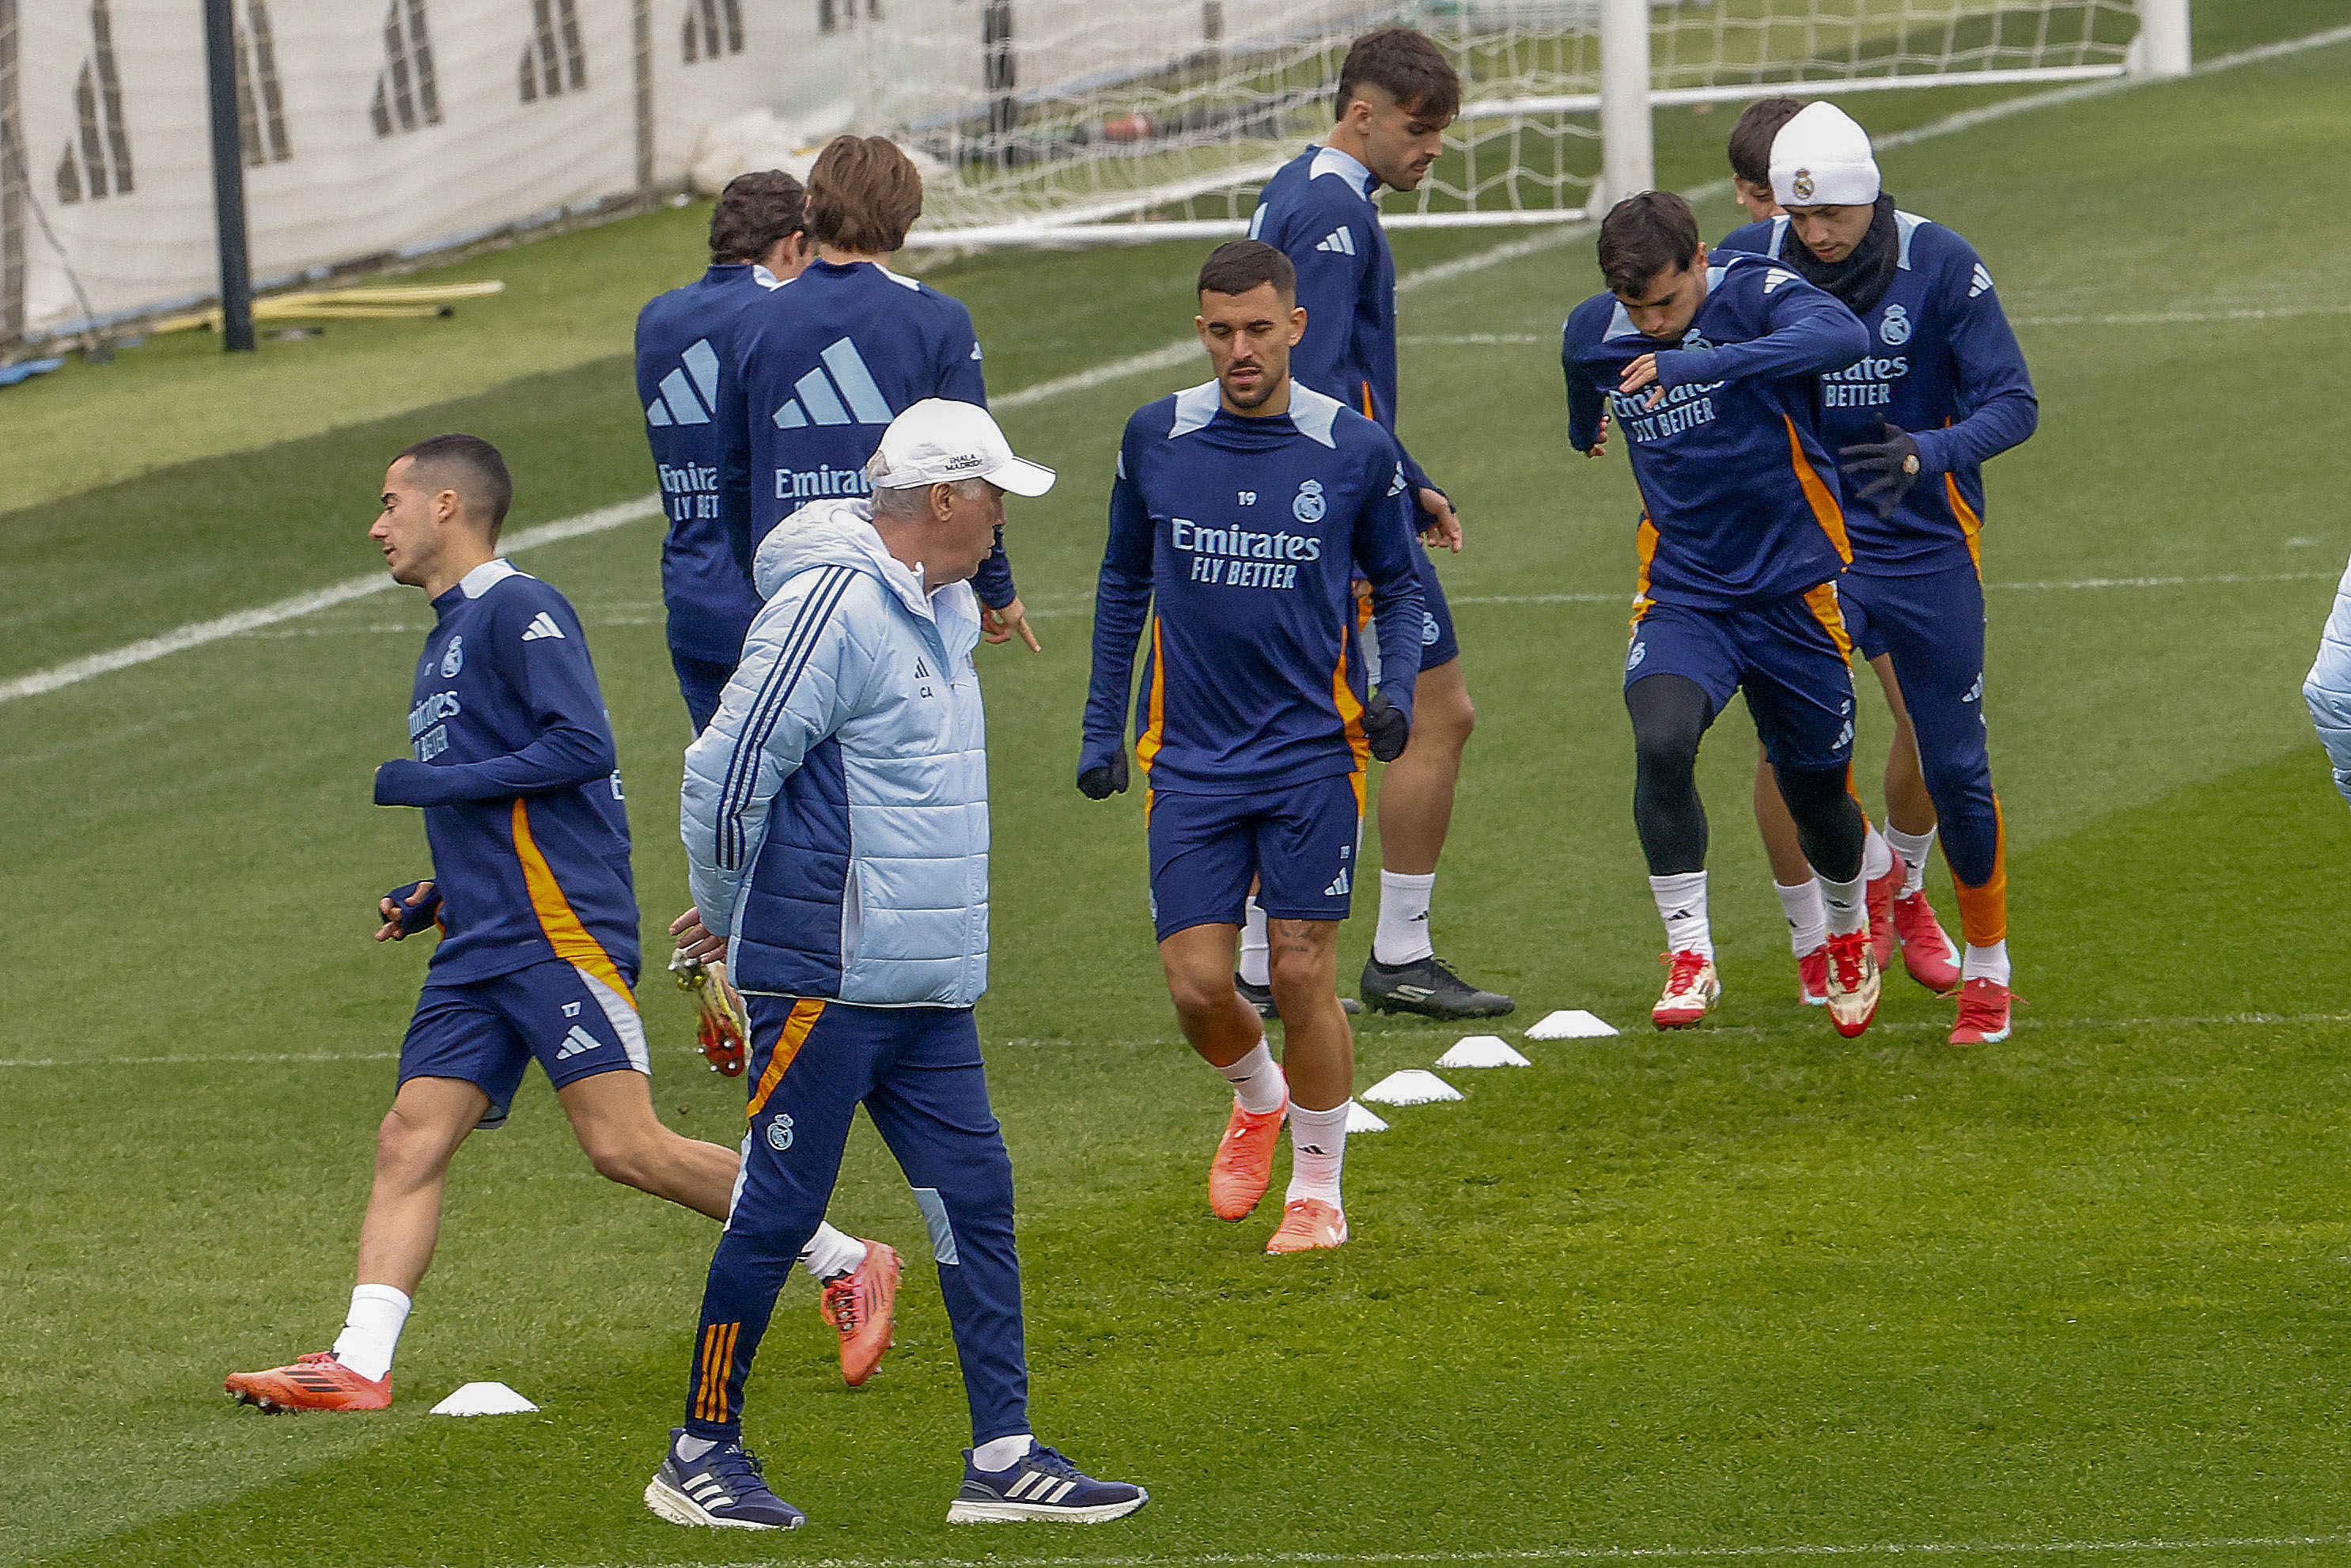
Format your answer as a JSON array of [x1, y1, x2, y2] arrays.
[[947, 1441, 1149, 1524], [1234, 973, 1361, 1019], [644, 1429, 806, 1530], [1360, 953, 1514, 1019]]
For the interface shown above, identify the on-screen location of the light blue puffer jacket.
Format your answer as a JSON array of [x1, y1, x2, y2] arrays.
[[2305, 554, 2351, 810], [681, 498, 989, 1006]]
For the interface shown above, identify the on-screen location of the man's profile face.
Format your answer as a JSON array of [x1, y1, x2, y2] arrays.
[[929, 480, 1007, 585], [1614, 252, 1709, 342], [1784, 203, 1874, 264], [1733, 178, 1781, 223], [1197, 282, 1306, 413], [1347, 85, 1452, 193], [369, 457, 453, 588]]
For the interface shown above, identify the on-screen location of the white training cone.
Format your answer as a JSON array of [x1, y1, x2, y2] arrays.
[[1525, 1009, 1620, 1040], [1437, 1035, 1531, 1069], [1361, 1069, 1463, 1106], [430, 1381, 539, 1416], [1344, 1099, 1389, 1134]]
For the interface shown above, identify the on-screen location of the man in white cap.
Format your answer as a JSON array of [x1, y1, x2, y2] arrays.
[[1724, 100, 2039, 1046], [647, 399, 1149, 1529]]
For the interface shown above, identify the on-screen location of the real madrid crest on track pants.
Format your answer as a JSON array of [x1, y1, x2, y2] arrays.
[[681, 998, 1029, 1445]]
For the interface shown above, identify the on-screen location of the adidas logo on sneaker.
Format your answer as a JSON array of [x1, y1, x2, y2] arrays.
[[554, 1025, 600, 1060], [645, 339, 720, 428], [521, 612, 565, 642], [1315, 226, 1357, 256], [773, 337, 894, 430]]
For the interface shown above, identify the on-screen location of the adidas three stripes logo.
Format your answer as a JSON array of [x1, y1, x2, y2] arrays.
[[773, 338, 894, 429], [645, 339, 721, 427], [1315, 226, 1357, 256]]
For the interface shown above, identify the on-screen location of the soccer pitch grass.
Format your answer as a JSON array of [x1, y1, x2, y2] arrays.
[[7, 17, 2351, 1568]]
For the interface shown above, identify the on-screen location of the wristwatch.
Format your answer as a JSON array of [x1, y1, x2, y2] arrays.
[[1900, 452, 1921, 476]]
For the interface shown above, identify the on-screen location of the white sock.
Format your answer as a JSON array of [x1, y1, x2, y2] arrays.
[[1863, 824, 1895, 881], [798, 1221, 868, 1282], [331, 1283, 411, 1381], [1284, 1101, 1350, 1206], [1218, 1036, 1287, 1116], [1819, 870, 1868, 937], [972, 1434, 1035, 1471], [675, 1433, 717, 1460], [1774, 880, 1827, 956], [1238, 898, 1270, 987], [1649, 871, 1711, 960], [1372, 869, 1437, 965], [1962, 940, 2011, 986], [1886, 824, 1936, 897]]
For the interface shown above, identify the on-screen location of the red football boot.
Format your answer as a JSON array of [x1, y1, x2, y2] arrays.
[[820, 1240, 901, 1386], [225, 1352, 391, 1412]]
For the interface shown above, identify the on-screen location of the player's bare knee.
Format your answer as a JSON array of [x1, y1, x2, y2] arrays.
[[1166, 968, 1239, 1022], [373, 1106, 456, 1184]]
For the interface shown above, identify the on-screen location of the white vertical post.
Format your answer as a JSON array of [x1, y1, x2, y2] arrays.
[[1598, 0, 1654, 208], [2132, 0, 2191, 78]]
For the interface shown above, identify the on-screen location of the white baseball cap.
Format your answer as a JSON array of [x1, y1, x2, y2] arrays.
[[869, 399, 1056, 498], [1770, 101, 1880, 208]]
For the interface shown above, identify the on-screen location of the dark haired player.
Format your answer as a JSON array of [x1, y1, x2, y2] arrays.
[[1562, 193, 1882, 1037], [225, 437, 747, 1411], [636, 172, 899, 1381], [1726, 97, 1804, 223], [1724, 102, 2038, 1045], [1244, 26, 1508, 1022], [1081, 241, 1424, 1253]]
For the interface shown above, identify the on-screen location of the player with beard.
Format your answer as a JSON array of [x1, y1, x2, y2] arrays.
[[1723, 103, 2039, 1045]]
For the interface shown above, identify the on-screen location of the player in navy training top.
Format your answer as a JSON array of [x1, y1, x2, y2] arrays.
[[1244, 27, 1511, 1022], [1718, 101, 2038, 1046], [716, 136, 1038, 657], [638, 172, 813, 733], [225, 436, 747, 1415], [638, 172, 901, 1360], [1562, 193, 1884, 1040], [1081, 241, 1423, 1256]]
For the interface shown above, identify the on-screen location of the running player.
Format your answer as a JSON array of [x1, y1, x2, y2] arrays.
[[1725, 103, 2039, 1045], [225, 437, 749, 1411], [635, 172, 901, 1374], [1080, 241, 1425, 1253], [648, 400, 1145, 1529], [719, 135, 1038, 655], [1562, 193, 1882, 1037], [1244, 26, 1508, 1021]]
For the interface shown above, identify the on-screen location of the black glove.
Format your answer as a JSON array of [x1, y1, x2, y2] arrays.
[[1363, 689, 1410, 763], [382, 880, 442, 937], [1836, 420, 1923, 521], [1077, 750, 1130, 800]]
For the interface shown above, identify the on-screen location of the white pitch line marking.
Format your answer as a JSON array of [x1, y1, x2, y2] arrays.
[[0, 1051, 399, 1070], [13, 22, 2347, 709], [449, 1528, 2351, 1568]]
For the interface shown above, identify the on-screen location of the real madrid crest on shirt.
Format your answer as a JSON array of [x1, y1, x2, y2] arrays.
[[1879, 303, 1912, 346], [1292, 478, 1327, 523], [441, 636, 464, 677]]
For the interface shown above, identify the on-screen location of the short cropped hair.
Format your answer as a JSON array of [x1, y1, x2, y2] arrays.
[[1197, 239, 1297, 304], [710, 170, 807, 264], [1335, 26, 1462, 124], [1727, 97, 1805, 187], [807, 135, 924, 255], [397, 434, 513, 537], [1598, 191, 1702, 297]]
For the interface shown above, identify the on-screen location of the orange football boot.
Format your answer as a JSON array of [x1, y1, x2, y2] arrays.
[[1796, 944, 1828, 1007], [225, 1352, 391, 1412], [820, 1240, 901, 1386], [1265, 1199, 1348, 1253], [1209, 1097, 1286, 1221], [1865, 856, 1902, 972], [672, 953, 748, 1076], [1948, 977, 2014, 1046], [1892, 890, 1962, 994]]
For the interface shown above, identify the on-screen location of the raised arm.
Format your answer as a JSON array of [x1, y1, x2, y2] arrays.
[[681, 565, 877, 937], [1658, 271, 1868, 390], [373, 597, 616, 808], [1562, 314, 1611, 454]]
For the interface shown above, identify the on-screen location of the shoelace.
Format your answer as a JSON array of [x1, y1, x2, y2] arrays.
[[1827, 941, 1867, 990], [1022, 1445, 1082, 1481], [1659, 951, 1709, 993], [1953, 982, 2014, 1032], [822, 1275, 864, 1333]]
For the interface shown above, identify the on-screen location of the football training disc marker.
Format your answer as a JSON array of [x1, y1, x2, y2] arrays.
[[1361, 1070, 1464, 1107], [430, 1381, 539, 1416], [1438, 1036, 1532, 1069], [1343, 1100, 1390, 1134], [1526, 1009, 1622, 1040]]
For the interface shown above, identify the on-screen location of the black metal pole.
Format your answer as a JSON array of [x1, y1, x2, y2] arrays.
[[200, 0, 255, 352]]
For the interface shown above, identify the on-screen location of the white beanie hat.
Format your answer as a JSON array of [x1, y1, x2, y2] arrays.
[[1770, 101, 1880, 207]]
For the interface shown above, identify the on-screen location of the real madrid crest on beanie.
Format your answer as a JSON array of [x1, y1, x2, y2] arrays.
[[1769, 101, 1880, 208]]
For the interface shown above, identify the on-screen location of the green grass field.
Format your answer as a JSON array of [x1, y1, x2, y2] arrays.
[[7, 9, 2351, 1566]]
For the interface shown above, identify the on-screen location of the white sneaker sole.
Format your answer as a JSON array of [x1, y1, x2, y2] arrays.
[[644, 1474, 802, 1530], [948, 1491, 1150, 1524]]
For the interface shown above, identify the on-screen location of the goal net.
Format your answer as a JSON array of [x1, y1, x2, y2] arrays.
[[850, 0, 2160, 248]]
